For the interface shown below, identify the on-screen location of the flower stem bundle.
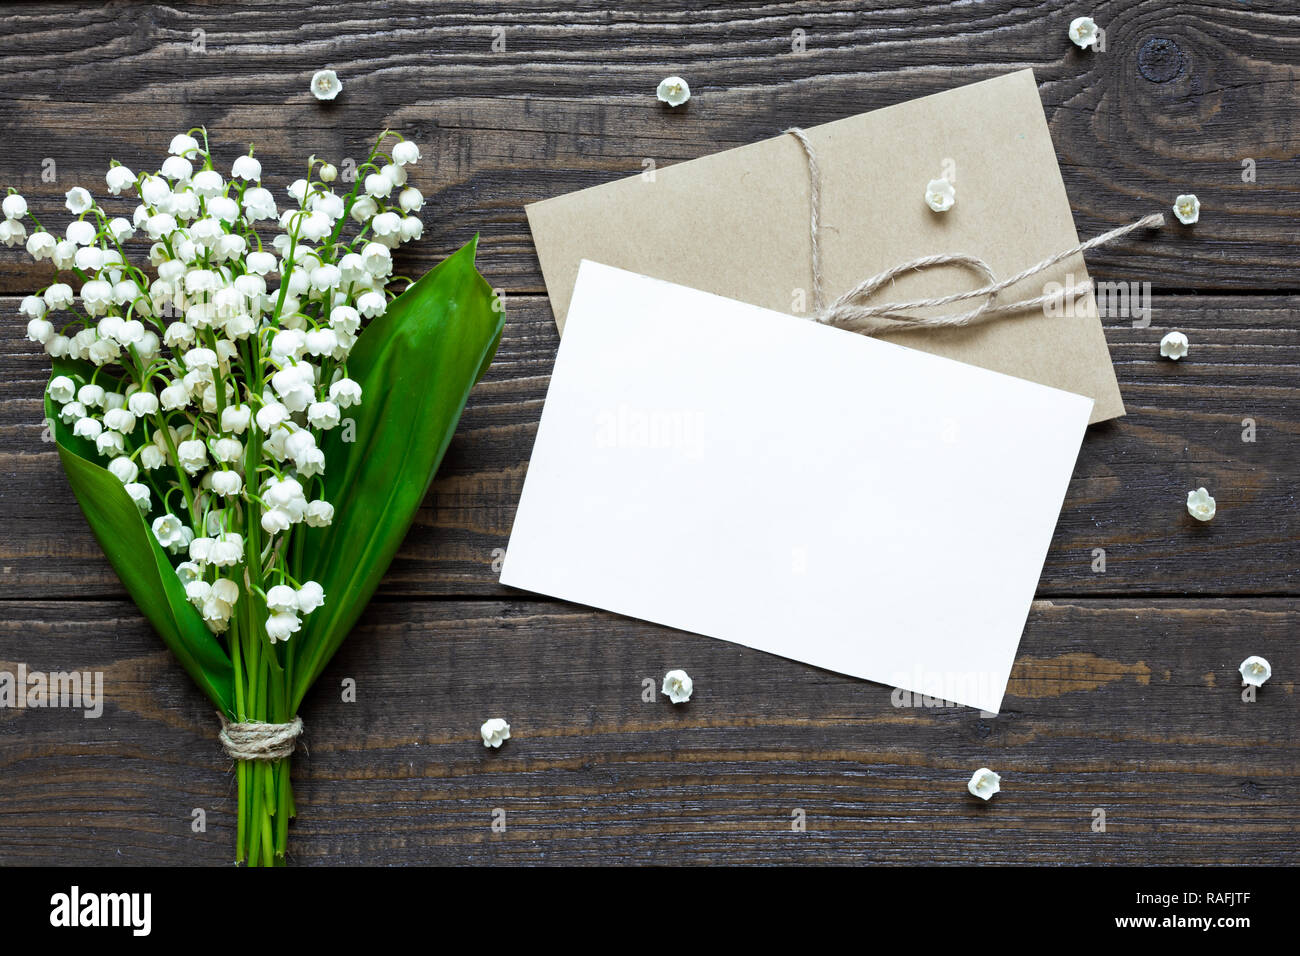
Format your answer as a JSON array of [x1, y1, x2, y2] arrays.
[[6, 128, 503, 865]]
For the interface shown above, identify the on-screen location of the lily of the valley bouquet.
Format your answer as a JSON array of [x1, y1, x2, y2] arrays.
[[3, 129, 503, 865]]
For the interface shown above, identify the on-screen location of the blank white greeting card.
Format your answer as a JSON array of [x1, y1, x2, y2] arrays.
[[500, 261, 1094, 713]]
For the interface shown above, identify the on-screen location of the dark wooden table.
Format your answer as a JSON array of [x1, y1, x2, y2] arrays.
[[0, 1, 1295, 865]]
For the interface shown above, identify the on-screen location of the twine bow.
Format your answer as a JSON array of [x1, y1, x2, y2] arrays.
[[783, 127, 1164, 334], [218, 713, 304, 761]]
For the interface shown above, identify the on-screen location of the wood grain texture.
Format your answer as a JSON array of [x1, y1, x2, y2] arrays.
[[1, 599, 1295, 865], [2, 295, 1296, 598], [0, 1, 1297, 293], [0, 0, 1296, 866]]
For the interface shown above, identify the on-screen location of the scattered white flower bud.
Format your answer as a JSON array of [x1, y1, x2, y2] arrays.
[[1238, 656, 1271, 688], [1186, 487, 1216, 522], [1068, 16, 1099, 49], [656, 76, 691, 107], [968, 768, 1001, 800], [1173, 194, 1200, 225], [1159, 331, 1189, 360], [661, 669, 693, 703], [310, 69, 342, 101], [925, 177, 955, 212], [480, 718, 511, 748]]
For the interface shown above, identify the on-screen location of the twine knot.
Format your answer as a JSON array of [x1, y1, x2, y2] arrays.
[[218, 713, 303, 761], [783, 127, 1164, 334]]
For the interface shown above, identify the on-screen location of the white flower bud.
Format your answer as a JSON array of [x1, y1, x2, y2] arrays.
[[480, 718, 511, 748], [304, 499, 335, 527], [925, 177, 955, 212], [1173, 194, 1200, 225], [392, 140, 421, 166], [1238, 656, 1271, 688], [310, 69, 342, 102], [210, 470, 243, 496], [968, 768, 1001, 800], [1159, 331, 1189, 360], [656, 76, 690, 107], [1187, 487, 1216, 522], [296, 581, 325, 614], [266, 611, 301, 643], [661, 669, 693, 703], [107, 456, 138, 484]]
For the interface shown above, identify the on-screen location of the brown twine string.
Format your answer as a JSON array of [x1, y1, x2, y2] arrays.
[[218, 713, 303, 761], [783, 127, 1164, 335]]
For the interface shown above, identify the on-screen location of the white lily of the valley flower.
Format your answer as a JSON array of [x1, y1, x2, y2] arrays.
[[48, 376, 76, 403], [106, 165, 135, 195], [392, 140, 421, 166], [0, 220, 25, 247], [296, 581, 325, 613], [480, 718, 511, 748], [925, 178, 955, 212], [311, 69, 342, 101], [1159, 330, 1189, 360], [968, 768, 1001, 800], [1069, 16, 1099, 49], [266, 611, 301, 643], [231, 154, 261, 181], [1238, 656, 1271, 688], [1173, 194, 1200, 225], [124, 482, 151, 512], [64, 184, 94, 214], [661, 669, 693, 703], [656, 76, 690, 107], [304, 499, 335, 527], [2, 193, 26, 220], [1187, 487, 1216, 522], [26, 231, 55, 260], [168, 133, 201, 157], [329, 378, 363, 407]]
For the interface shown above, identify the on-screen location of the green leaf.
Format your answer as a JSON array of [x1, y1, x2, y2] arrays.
[[44, 359, 235, 716], [290, 236, 505, 708]]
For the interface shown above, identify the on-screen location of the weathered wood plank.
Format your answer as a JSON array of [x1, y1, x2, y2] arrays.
[[2, 295, 1296, 598], [0, 598, 1293, 865], [0, 1, 1297, 292]]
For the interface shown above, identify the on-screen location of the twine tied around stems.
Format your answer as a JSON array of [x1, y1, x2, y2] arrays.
[[782, 127, 1165, 334], [218, 713, 303, 761]]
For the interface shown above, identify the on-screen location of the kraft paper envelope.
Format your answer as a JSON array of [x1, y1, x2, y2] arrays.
[[500, 262, 1094, 714], [526, 69, 1124, 424]]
